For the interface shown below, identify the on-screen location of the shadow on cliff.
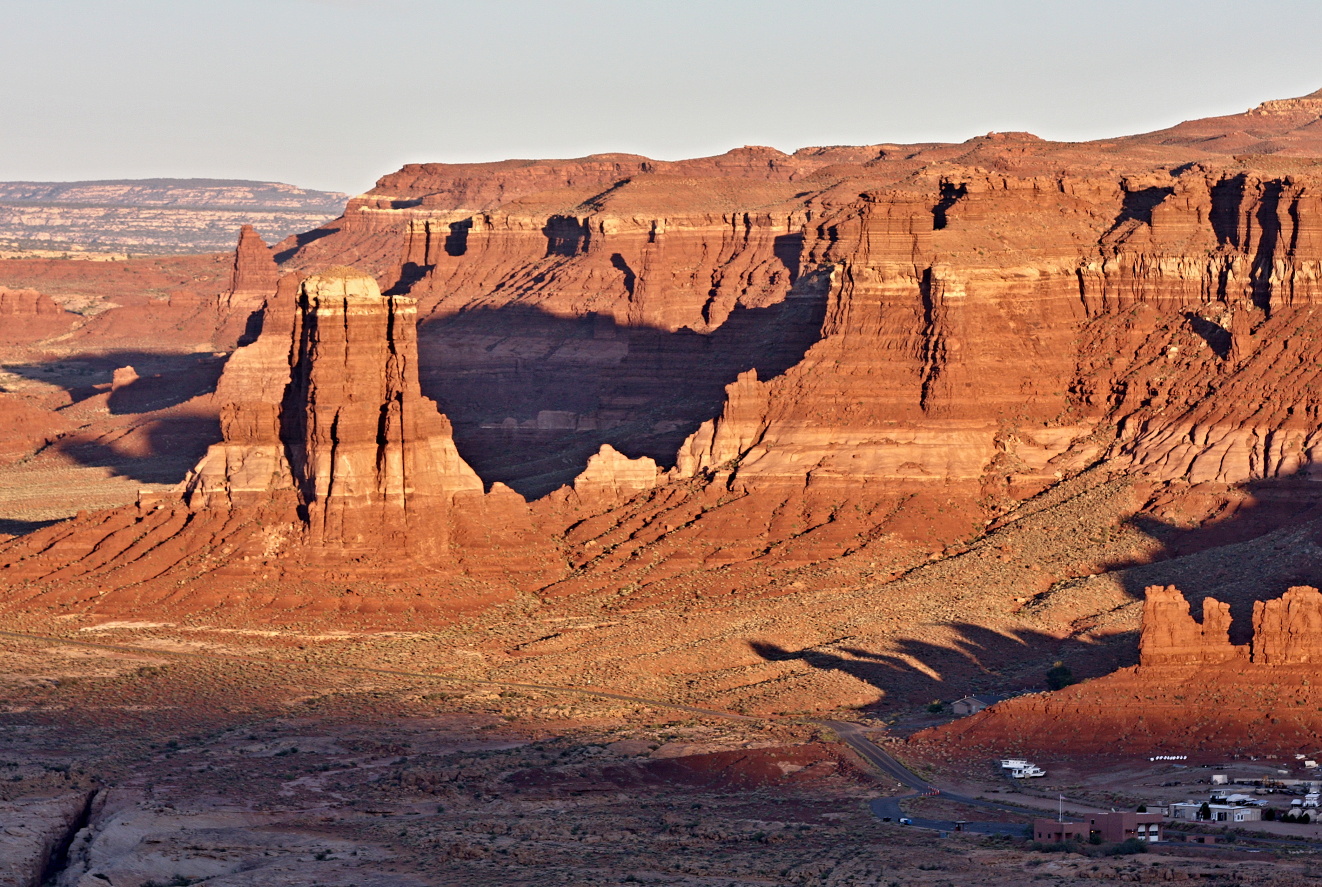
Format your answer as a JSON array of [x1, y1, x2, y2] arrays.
[[4, 352, 226, 484], [272, 225, 339, 264], [4, 287, 822, 495], [1115, 472, 1322, 643], [749, 623, 1138, 709], [5, 352, 226, 415], [415, 292, 827, 498], [53, 413, 221, 484]]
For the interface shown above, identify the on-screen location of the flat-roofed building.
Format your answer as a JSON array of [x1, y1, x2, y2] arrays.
[[1087, 811, 1164, 842], [1168, 802, 1260, 823], [1033, 819, 1090, 842]]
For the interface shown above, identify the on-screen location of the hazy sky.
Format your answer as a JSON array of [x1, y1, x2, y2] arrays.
[[4, 0, 1321, 194]]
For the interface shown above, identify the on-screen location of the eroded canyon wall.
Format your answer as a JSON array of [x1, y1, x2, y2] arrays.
[[0, 267, 561, 611], [8, 91, 1322, 633]]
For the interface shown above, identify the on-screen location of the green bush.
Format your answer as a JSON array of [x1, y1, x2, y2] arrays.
[[1102, 838, 1148, 856], [1046, 664, 1076, 690]]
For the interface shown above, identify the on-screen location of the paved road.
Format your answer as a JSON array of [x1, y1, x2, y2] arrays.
[[0, 630, 1048, 833], [820, 720, 935, 791], [821, 719, 1046, 833], [867, 797, 1030, 836], [0, 631, 1083, 839]]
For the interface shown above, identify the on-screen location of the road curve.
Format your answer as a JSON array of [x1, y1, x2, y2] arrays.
[[817, 719, 934, 792]]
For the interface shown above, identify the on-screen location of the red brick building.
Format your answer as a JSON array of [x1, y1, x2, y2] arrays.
[[1087, 811, 1163, 842], [1032, 819, 1090, 842]]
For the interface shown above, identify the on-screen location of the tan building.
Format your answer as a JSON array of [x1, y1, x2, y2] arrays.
[[951, 693, 1007, 716]]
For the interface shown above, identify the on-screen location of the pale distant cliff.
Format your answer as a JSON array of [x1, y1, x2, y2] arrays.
[[0, 178, 347, 254]]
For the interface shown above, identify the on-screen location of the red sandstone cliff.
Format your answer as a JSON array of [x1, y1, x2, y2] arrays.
[[256, 104, 1322, 579], [0, 267, 561, 612], [0, 286, 77, 345], [223, 224, 279, 312], [8, 91, 1322, 648], [1138, 584, 1245, 666], [1252, 586, 1322, 665]]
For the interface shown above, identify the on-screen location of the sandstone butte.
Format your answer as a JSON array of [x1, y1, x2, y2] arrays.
[[916, 585, 1322, 757], [5, 89, 1322, 713]]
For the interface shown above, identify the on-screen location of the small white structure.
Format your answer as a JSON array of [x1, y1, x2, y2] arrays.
[[1169, 802, 1262, 823], [999, 758, 1045, 777], [1212, 791, 1256, 805]]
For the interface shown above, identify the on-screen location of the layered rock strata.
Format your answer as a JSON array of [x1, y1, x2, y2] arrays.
[[0, 285, 76, 344], [1138, 585, 1245, 666], [10, 90, 1322, 634], [263, 110, 1322, 596], [188, 267, 486, 558], [223, 224, 279, 312], [0, 267, 560, 604]]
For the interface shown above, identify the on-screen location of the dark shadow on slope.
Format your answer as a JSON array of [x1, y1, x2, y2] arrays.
[[1184, 312, 1231, 359], [749, 468, 1322, 706], [1103, 186, 1174, 243], [1114, 186, 1174, 227], [54, 413, 221, 485], [749, 622, 1138, 709], [0, 518, 61, 538], [4, 351, 226, 414], [273, 225, 339, 264], [1249, 180, 1284, 313], [5, 286, 824, 496], [416, 291, 827, 498], [931, 181, 967, 230], [4, 351, 227, 484]]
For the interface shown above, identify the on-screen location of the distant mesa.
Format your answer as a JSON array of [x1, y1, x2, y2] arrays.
[[1249, 86, 1322, 115], [0, 178, 348, 255]]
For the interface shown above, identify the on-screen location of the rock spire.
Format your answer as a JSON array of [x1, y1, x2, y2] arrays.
[[1140, 585, 1322, 667], [223, 224, 279, 312], [185, 267, 483, 559]]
